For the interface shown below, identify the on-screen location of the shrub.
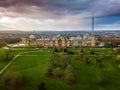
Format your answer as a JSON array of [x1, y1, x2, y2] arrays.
[[96, 59, 103, 67], [79, 54, 84, 60], [114, 48, 120, 53], [117, 55, 120, 61], [74, 56, 81, 61], [90, 51, 94, 54], [59, 56, 69, 68], [51, 54, 69, 67], [65, 64, 73, 74], [59, 60, 66, 67], [81, 50, 84, 52], [65, 72, 75, 85], [53, 67, 63, 79], [55, 47, 63, 52], [1, 71, 22, 90], [0, 40, 6, 48], [0, 50, 13, 61], [64, 48, 67, 52], [68, 51, 74, 55], [85, 56, 90, 64], [38, 82, 46, 90], [55, 48, 58, 52], [3, 51, 13, 61]]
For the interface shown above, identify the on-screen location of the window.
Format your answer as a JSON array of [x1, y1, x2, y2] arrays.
[[58, 39, 62, 44]]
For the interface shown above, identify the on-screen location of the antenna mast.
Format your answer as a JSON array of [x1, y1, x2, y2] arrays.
[[92, 15, 94, 37]]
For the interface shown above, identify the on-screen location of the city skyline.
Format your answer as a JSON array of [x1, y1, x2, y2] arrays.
[[0, 0, 120, 31]]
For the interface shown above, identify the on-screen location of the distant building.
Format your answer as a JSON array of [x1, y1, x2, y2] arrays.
[[23, 34, 97, 48]]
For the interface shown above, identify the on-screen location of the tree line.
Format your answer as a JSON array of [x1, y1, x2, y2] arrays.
[[0, 37, 21, 47]]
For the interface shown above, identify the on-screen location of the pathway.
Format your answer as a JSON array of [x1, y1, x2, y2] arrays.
[[0, 51, 38, 75], [0, 55, 19, 74]]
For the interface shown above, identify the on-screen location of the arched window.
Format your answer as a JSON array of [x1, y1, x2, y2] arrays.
[[58, 39, 62, 44]]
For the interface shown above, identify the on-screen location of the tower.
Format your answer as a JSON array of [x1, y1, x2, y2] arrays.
[[24, 34, 30, 47], [91, 15, 96, 46], [92, 15, 94, 37]]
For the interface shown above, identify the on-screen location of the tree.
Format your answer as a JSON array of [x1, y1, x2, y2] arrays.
[[53, 67, 63, 79], [79, 54, 84, 60], [59, 55, 69, 68], [65, 64, 75, 85], [114, 48, 120, 53], [0, 39, 6, 48], [65, 72, 75, 85], [96, 59, 103, 67], [55, 48, 58, 52], [64, 48, 67, 52], [68, 51, 74, 55], [3, 50, 13, 61], [38, 82, 46, 90], [65, 64, 73, 74], [0, 50, 13, 61], [81, 50, 84, 52], [1, 71, 22, 90], [116, 55, 120, 61], [90, 51, 95, 54], [85, 55, 90, 64]]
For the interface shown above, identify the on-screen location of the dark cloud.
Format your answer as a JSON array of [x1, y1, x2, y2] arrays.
[[0, 0, 43, 7], [0, 0, 120, 18]]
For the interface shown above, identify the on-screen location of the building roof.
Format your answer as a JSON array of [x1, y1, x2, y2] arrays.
[[70, 37, 82, 41], [52, 34, 66, 40], [29, 34, 35, 39], [83, 33, 90, 40], [37, 38, 50, 40]]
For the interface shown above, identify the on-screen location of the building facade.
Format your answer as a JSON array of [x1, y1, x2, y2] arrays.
[[24, 34, 96, 48]]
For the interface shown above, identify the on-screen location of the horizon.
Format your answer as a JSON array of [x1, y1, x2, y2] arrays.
[[0, 30, 120, 32]]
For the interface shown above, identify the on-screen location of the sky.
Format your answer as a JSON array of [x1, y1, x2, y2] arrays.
[[0, 0, 120, 31]]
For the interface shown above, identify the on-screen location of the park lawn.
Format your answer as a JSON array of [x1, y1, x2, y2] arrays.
[[0, 53, 120, 90], [21, 49, 53, 55], [71, 55, 120, 90], [9, 49, 53, 56], [0, 56, 70, 90], [0, 48, 40, 70], [0, 48, 120, 90], [9, 50, 38, 56]]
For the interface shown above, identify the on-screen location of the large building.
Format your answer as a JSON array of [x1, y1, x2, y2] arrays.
[[24, 34, 96, 48]]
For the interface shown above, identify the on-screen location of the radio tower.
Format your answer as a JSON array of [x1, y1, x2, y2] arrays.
[[91, 15, 96, 46], [92, 15, 94, 37]]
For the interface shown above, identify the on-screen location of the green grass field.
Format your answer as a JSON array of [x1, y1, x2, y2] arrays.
[[0, 47, 120, 90]]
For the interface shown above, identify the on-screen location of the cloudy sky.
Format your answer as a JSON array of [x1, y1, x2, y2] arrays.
[[0, 0, 120, 31]]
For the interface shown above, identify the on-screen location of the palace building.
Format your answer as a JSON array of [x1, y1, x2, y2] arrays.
[[24, 34, 96, 48]]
